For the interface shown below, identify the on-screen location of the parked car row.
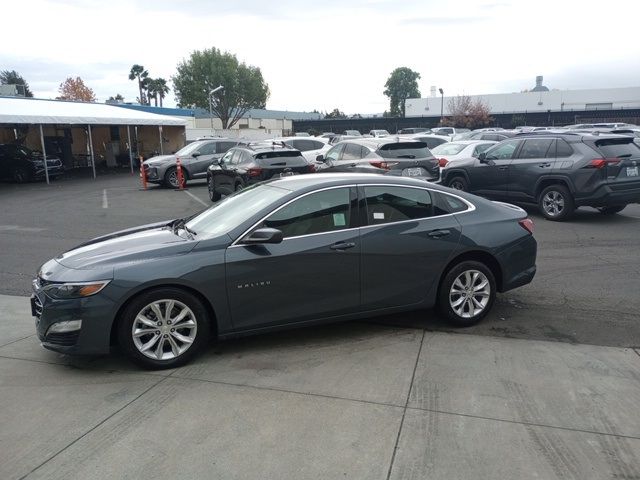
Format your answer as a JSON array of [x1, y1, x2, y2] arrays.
[[0, 144, 64, 183]]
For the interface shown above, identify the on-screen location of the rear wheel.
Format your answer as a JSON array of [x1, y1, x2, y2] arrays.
[[234, 181, 244, 192], [117, 287, 211, 369], [438, 260, 496, 327], [538, 184, 575, 221], [598, 205, 626, 215], [208, 175, 221, 202], [13, 167, 30, 183], [448, 176, 468, 191]]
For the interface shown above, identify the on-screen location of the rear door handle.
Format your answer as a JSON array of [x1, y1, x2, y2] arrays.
[[427, 229, 451, 238], [330, 241, 356, 251]]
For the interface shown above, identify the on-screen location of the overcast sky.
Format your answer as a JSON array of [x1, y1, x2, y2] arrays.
[[2, 0, 639, 114]]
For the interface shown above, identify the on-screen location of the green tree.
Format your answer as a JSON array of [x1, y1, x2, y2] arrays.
[[383, 67, 421, 117], [325, 108, 346, 119], [107, 93, 125, 102], [172, 48, 270, 129], [0, 70, 34, 97], [147, 78, 170, 107], [128, 64, 149, 105]]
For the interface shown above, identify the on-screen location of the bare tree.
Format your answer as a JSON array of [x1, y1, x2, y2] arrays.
[[444, 95, 493, 128]]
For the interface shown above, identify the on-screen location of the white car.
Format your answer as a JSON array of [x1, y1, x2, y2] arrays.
[[369, 129, 390, 138], [430, 140, 497, 167], [431, 127, 471, 137], [272, 137, 331, 163]]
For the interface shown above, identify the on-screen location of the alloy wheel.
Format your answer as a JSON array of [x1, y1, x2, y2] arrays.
[[448, 270, 491, 319], [542, 191, 565, 217], [167, 170, 179, 188], [131, 299, 198, 361]]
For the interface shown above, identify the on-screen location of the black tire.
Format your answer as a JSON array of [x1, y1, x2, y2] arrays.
[[234, 181, 244, 192], [164, 167, 187, 189], [208, 175, 221, 202], [597, 205, 626, 215], [538, 184, 575, 221], [117, 287, 211, 369], [437, 260, 496, 327], [447, 175, 468, 192], [13, 167, 30, 183]]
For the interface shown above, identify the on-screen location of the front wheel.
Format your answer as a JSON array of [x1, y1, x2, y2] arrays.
[[117, 288, 211, 369], [597, 205, 626, 215], [164, 167, 187, 189], [538, 184, 575, 221], [438, 261, 496, 327], [13, 167, 30, 183]]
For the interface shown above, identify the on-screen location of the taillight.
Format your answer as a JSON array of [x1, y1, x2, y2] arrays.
[[518, 218, 534, 235], [587, 158, 621, 169], [247, 167, 263, 178], [369, 160, 390, 170], [307, 163, 316, 173], [438, 158, 449, 168]]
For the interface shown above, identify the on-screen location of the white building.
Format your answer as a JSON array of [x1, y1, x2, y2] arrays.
[[405, 84, 640, 118]]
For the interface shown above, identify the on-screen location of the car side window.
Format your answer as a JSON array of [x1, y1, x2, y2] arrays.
[[292, 139, 318, 151], [342, 143, 363, 160], [262, 188, 352, 238], [325, 144, 344, 162], [555, 139, 574, 157], [473, 143, 493, 157], [216, 141, 237, 154], [220, 150, 235, 164], [198, 143, 216, 155], [364, 186, 437, 225], [433, 192, 470, 213], [517, 139, 553, 160], [485, 140, 519, 160]]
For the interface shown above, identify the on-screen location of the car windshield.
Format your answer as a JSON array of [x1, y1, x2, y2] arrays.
[[432, 143, 466, 155], [185, 183, 290, 237], [176, 142, 206, 156]]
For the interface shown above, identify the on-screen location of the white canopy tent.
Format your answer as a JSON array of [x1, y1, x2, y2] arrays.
[[0, 97, 188, 182]]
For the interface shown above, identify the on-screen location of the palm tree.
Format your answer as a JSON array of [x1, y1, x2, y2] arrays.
[[155, 78, 170, 107], [128, 64, 149, 105], [146, 79, 159, 107]]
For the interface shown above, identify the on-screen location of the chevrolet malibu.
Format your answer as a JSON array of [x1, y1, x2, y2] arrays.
[[32, 174, 537, 369]]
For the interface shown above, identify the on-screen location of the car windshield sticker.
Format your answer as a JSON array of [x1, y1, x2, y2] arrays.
[[333, 213, 346, 226], [373, 212, 385, 220]]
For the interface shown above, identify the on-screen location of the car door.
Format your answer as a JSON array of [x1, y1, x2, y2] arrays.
[[190, 141, 217, 177], [225, 186, 360, 329], [359, 184, 462, 309], [507, 138, 554, 202], [469, 139, 521, 199], [325, 143, 369, 172], [212, 149, 242, 195]]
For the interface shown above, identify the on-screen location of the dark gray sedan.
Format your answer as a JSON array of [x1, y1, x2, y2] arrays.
[[32, 174, 537, 369]]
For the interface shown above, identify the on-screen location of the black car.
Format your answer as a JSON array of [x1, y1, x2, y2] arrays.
[[32, 173, 536, 368], [317, 138, 440, 181], [440, 133, 640, 220], [0, 144, 64, 182], [206, 143, 314, 201]]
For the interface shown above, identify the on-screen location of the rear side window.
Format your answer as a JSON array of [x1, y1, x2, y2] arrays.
[[434, 192, 470, 213], [378, 142, 432, 159], [292, 139, 323, 151], [262, 188, 352, 238], [216, 141, 237, 153], [342, 143, 364, 160], [364, 186, 436, 225], [554, 139, 573, 157], [256, 151, 304, 161], [594, 139, 640, 158], [518, 139, 553, 159]]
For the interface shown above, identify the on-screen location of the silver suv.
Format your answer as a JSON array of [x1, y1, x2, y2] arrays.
[[143, 139, 240, 188]]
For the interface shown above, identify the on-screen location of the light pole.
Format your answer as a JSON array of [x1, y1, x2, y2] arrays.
[[439, 88, 444, 124], [209, 85, 224, 135]]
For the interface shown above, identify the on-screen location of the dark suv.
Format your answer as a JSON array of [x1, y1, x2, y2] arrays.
[[0, 144, 64, 183], [316, 138, 440, 181], [206, 143, 314, 201], [440, 133, 640, 220]]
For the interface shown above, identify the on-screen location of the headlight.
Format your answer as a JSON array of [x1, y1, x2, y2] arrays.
[[42, 281, 110, 299]]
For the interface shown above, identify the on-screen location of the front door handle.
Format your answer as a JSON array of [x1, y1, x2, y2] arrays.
[[498, 166, 509, 171], [330, 241, 356, 251], [538, 163, 551, 168], [427, 229, 451, 239]]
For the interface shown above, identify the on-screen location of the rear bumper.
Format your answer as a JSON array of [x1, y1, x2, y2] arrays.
[[575, 181, 640, 207], [496, 235, 537, 292]]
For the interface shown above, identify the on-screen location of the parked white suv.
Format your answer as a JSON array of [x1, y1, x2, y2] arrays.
[[271, 137, 331, 163]]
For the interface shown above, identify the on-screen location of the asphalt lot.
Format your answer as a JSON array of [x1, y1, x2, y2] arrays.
[[1, 172, 640, 479], [1, 171, 639, 348]]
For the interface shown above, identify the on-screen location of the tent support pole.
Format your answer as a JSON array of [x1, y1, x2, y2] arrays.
[[88, 125, 96, 179], [158, 125, 163, 155], [127, 125, 133, 174], [39, 125, 50, 185]]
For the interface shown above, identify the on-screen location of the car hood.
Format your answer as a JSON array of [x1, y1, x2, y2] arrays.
[[145, 155, 176, 166], [55, 221, 196, 270]]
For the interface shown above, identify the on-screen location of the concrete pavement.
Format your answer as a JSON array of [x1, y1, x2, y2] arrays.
[[1, 295, 639, 479]]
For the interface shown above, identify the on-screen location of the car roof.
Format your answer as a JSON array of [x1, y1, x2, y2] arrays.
[[266, 172, 452, 192], [513, 131, 632, 142], [440, 140, 497, 146], [233, 142, 301, 154], [337, 137, 423, 148]]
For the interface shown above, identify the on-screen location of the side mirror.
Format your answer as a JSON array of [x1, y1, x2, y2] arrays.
[[242, 228, 283, 245], [217, 157, 224, 166], [316, 154, 325, 162], [192, 152, 201, 158], [478, 152, 487, 161]]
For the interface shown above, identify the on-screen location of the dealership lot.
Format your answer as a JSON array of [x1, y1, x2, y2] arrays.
[[1, 174, 640, 479]]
